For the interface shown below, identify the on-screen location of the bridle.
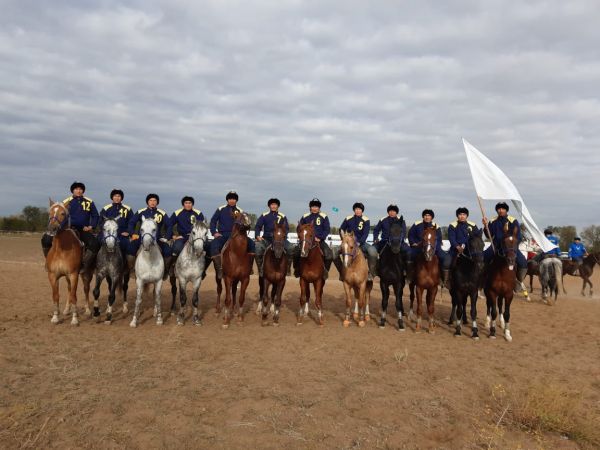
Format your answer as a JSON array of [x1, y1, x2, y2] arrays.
[[47, 203, 70, 235]]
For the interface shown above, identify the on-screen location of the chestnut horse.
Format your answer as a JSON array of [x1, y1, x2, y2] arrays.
[[296, 222, 325, 326], [409, 226, 440, 332], [562, 253, 600, 297], [45, 199, 85, 325], [258, 222, 288, 326], [216, 211, 252, 328], [484, 223, 518, 341], [339, 230, 372, 327]]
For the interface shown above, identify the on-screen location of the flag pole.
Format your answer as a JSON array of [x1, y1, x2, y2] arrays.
[[476, 195, 495, 253]]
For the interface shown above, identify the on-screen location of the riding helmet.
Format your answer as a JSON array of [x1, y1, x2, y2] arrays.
[[456, 207, 469, 216], [110, 189, 124, 200], [422, 209, 435, 218], [267, 198, 280, 207], [495, 201, 509, 212], [146, 193, 160, 204], [309, 198, 321, 208], [544, 228, 553, 236], [352, 202, 365, 212], [181, 196, 194, 205], [574, 236, 581, 241], [70, 181, 85, 193], [226, 191, 239, 201], [387, 204, 399, 213]]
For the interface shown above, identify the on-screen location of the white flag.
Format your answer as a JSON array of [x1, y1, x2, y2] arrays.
[[462, 138, 557, 252]]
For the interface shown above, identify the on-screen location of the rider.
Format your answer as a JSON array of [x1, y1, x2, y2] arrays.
[[448, 206, 483, 279], [170, 196, 205, 257], [332, 202, 378, 281], [407, 209, 451, 287], [533, 229, 561, 262], [372, 204, 407, 253], [294, 198, 333, 279], [568, 236, 588, 275], [254, 198, 295, 276], [209, 191, 255, 279], [127, 193, 173, 275], [41, 181, 100, 272], [482, 201, 528, 295], [98, 189, 131, 257]]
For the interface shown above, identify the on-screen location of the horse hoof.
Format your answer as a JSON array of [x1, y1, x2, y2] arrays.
[[221, 323, 230, 330], [398, 320, 405, 331], [365, 314, 371, 322], [352, 313, 359, 321], [454, 329, 461, 337], [156, 319, 163, 326], [177, 319, 184, 326], [262, 320, 269, 327], [343, 320, 350, 328], [51, 315, 60, 324], [129, 320, 137, 328], [505, 331, 513, 342], [415, 325, 421, 333], [122, 305, 128, 314], [379, 319, 386, 329], [192, 316, 201, 326], [273, 321, 280, 327], [104, 319, 112, 325], [358, 320, 366, 328], [70, 318, 79, 326]]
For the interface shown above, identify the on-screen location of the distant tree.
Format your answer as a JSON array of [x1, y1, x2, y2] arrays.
[[439, 226, 448, 240], [581, 225, 600, 252], [557, 226, 577, 251], [288, 223, 296, 232], [22, 205, 47, 231], [1, 216, 28, 231], [247, 213, 257, 228], [331, 226, 339, 235]]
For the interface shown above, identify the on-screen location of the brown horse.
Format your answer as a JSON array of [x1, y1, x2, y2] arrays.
[[526, 259, 540, 293], [296, 222, 325, 326], [484, 223, 518, 341], [562, 253, 600, 297], [339, 230, 372, 327], [258, 222, 288, 326], [216, 211, 253, 328], [409, 226, 440, 332]]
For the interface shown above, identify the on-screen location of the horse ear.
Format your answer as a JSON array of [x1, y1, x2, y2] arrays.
[[340, 229, 345, 238], [190, 215, 196, 224], [142, 215, 147, 222], [48, 197, 54, 207]]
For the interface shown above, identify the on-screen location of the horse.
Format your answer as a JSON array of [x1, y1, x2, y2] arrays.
[[562, 253, 600, 297], [216, 211, 252, 329], [129, 217, 165, 327], [449, 232, 485, 339], [526, 259, 540, 293], [338, 230, 372, 327], [296, 222, 325, 326], [539, 256, 563, 305], [408, 226, 440, 332], [45, 199, 84, 325], [484, 222, 518, 341], [173, 218, 208, 326], [377, 222, 407, 330], [92, 218, 129, 323], [258, 222, 288, 326]]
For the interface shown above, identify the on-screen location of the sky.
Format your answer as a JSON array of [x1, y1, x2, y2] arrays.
[[1, 0, 599, 230]]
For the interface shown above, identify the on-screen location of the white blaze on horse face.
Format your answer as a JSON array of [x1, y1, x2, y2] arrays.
[[301, 229, 309, 256], [343, 242, 349, 267]]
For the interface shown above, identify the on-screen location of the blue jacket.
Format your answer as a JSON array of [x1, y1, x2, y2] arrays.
[[128, 207, 172, 239], [340, 214, 370, 245], [170, 208, 205, 238], [210, 204, 243, 237], [63, 195, 99, 230], [373, 216, 406, 242], [568, 242, 587, 259], [255, 210, 289, 239], [299, 212, 330, 240], [484, 215, 521, 249], [544, 235, 561, 256], [408, 221, 443, 254], [448, 220, 482, 252], [100, 202, 132, 235]]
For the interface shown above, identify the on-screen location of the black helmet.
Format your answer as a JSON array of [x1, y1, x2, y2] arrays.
[[422, 209, 435, 218], [267, 198, 280, 207], [309, 198, 321, 208], [226, 191, 239, 201], [70, 181, 85, 193], [387, 204, 399, 213], [110, 189, 124, 200], [456, 207, 469, 216], [146, 193, 159, 204], [352, 202, 365, 212], [544, 228, 553, 236], [181, 196, 194, 205], [574, 236, 581, 241], [495, 201, 509, 212]]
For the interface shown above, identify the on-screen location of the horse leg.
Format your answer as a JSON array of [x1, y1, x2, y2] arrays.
[[503, 294, 513, 342], [470, 290, 479, 340], [486, 291, 497, 339], [222, 278, 233, 328], [427, 286, 437, 333], [191, 277, 202, 326], [415, 286, 424, 332], [130, 279, 143, 327], [170, 274, 178, 317], [177, 279, 187, 326], [448, 289, 457, 326], [498, 296, 505, 329], [63, 275, 72, 316], [81, 272, 92, 317], [154, 280, 163, 325], [273, 279, 284, 326], [395, 282, 405, 331], [48, 273, 61, 324], [68, 272, 80, 326], [122, 267, 130, 314], [261, 279, 272, 325], [365, 280, 372, 322], [454, 292, 464, 337], [93, 273, 104, 319], [357, 284, 367, 328], [257, 276, 265, 315], [380, 282, 389, 328], [342, 282, 352, 327], [105, 276, 117, 324], [408, 282, 416, 322], [215, 276, 223, 315], [315, 280, 324, 326], [297, 279, 307, 325]]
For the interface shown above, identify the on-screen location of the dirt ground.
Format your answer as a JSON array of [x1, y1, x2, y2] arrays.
[[1, 235, 599, 449]]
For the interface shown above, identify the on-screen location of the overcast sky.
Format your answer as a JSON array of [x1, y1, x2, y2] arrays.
[[1, 0, 598, 230]]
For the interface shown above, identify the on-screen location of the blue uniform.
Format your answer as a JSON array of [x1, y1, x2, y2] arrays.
[[63, 195, 99, 230], [483, 215, 526, 268], [209, 204, 255, 256], [171, 208, 205, 256], [543, 235, 560, 257], [255, 210, 289, 239], [373, 216, 407, 252], [98, 202, 132, 254], [299, 212, 330, 240], [568, 242, 587, 261], [448, 220, 482, 258], [127, 207, 172, 257], [407, 221, 448, 265], [340, 214, 370, 246]]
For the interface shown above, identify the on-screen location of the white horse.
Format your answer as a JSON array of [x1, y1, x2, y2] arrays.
[[539, 257, 563, 305], [130, 217, 165, 327], [174, 217, 208, 326]]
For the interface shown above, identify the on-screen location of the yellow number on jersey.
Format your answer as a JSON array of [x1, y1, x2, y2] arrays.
[[358, 221, 363, 230], [316, 217, 321, 226], [155, 214, 163, 223], [119, 208, 128, 218], [81, 201, 91, 212]]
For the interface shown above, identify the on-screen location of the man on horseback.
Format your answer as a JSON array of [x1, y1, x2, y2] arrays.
[[254, 198, 295, 276], [407, 209, 451, 286], [532, 229, 561, 262], [448, 207, 482, 283], [333, 202, 378, 281], [98, 189, 131, 257], [482, 201, 528, 293], [568, 237, 588, 275], [209, 191, 255, 279], [294, 198, 333, 279], [373, 204, 407, 253], [170, 196, 205, 257], [41, 181, 100, 272], [127, 193, 173, 274]]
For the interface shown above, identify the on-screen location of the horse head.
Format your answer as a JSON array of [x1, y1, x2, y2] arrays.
[[189, 216, 208, 257], [501, 223, 519, 270], [140, 216, 158, 251], [271, 222, 286, 259], [232, 210, 251, 232], [46, 198, 69, 236], [467, 230, 485, 272], [389, 221, 404, 254], [297, 222, 316, 258], [101, 217, 119, 252], [421, 226, 437, 262], [340, 230, 358, 268]]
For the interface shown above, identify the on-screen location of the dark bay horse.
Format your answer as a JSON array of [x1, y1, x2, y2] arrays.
[[484, 223, 518, 341], [217, 211, 252, 328], [339, 230, 372, 327], [258, 222, 288, 326], [562, 253, 600, 297], [449, 232, 485, 339], [377, 222, 406, 330], [296, 222, 325, 326], [409, 226, 440, 332], [526, 259, 540, 293]]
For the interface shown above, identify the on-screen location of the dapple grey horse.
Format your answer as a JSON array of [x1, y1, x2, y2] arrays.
[[174, 218, 208, 326], [539, 257, 563, 305], [130, 217, 165, 327], [93, 218, 128, 323]]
